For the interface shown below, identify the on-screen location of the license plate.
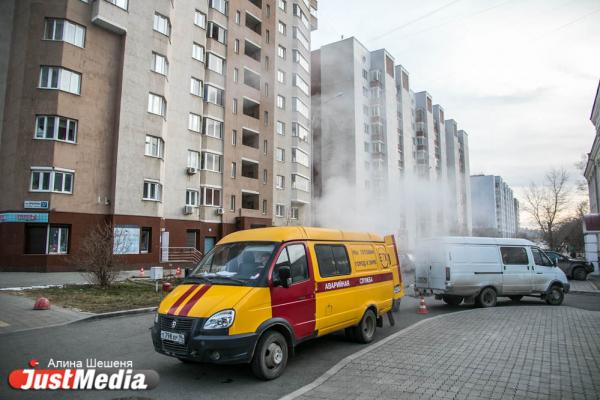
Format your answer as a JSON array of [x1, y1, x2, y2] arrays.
[[161, 330, 185, 344]]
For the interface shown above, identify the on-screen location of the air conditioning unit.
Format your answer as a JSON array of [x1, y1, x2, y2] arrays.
[[186, 167, 197, 175], [183, 205, 194, 215], [216, 208, 225, 215]]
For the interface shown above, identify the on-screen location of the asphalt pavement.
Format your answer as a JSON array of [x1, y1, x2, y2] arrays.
[[1, 293, 599, 400]]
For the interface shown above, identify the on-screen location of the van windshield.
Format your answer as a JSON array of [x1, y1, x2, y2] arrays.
[[187, 242, 277, 287]]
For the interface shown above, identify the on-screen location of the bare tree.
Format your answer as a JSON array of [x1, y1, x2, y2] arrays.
[[71, 221, 126, 288], [524, 168, 570, 250]]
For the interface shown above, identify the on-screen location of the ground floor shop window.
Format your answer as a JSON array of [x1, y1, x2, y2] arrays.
[[25, 224, 70, 255], [114, 225, 152, 254]]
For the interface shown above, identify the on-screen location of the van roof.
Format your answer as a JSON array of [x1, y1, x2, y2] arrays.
[[219, 226, 384, 244], [420, 236, 535, 246]]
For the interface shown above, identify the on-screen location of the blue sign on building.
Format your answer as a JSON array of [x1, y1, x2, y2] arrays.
[[0, 213, 49, 223]]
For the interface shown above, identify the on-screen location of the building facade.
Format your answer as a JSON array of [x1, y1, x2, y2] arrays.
[[0, 0, 317, 271], [311, 37, 472, 251], [583, 81, 600, 274], [470, 175, 519, 238]]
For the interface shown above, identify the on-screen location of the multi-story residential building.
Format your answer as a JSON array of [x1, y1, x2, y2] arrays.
[[0, 0, 317, 271], [311, 37, 471, 250], [470, 175, 519, 238], [445, 120, 472, 235], [583, 81, 600, 274]]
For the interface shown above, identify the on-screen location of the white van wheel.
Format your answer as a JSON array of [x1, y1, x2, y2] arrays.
[[545, 285, 564, 306], [477, 287, 497, 308]]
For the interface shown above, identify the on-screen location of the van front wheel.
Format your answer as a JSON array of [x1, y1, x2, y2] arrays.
[[251, 331, 288, 380], [353, 309, 377, 344], [545, 285, 564, 306], [477, 287, 497, 308]]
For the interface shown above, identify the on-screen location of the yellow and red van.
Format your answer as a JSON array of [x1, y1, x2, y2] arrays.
[[151, 227, 404, 379]]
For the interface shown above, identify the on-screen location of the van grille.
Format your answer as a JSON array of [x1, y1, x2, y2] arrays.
[[160, 315, 194, 332]]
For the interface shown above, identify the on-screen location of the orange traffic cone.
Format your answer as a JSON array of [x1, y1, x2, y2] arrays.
[[139, 267, 145, 277], [417, 296, 429, 315], [176, 266, 182, 277]]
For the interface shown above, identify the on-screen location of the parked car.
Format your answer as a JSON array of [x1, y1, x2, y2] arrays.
[[415, 237, 570, 307], [543, 251, 593, 281]]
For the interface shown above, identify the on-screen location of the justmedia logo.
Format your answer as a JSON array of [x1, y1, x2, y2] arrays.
[[8, 359, 159, 391]]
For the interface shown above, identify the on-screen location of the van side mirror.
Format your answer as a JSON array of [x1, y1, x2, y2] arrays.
[[275, 264, 292, 288]]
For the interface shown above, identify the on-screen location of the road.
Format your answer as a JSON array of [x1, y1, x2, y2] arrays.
[[1, 293, 598, 400]]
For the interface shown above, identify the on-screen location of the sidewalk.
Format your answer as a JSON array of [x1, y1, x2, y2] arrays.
[[0, 293, 89, 335], [284, 306, 600, 400], [0, 270, 140, 289]]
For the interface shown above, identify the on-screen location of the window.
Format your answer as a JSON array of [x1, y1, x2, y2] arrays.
[[201, 186, 222, 206], [201, 152, 222, 172], [194, 10, 207, 28], [190, 77, 203, 96], [276, 175, 285, 189], [262, 199, 267, 214], [235, 10, 241, 24], [232, 98, 238, 114], [277, 69, 285, 83], [147, 93, 166, 117], [39, 67, 81, 95], [207, 22, 227, 44], [290, 207, 299, 220], [204, 117, 223, 138], [47, 225, 69, 254], [292, 148, 309, 167], [315, 244, 351, 277], [263, 169, 268, 184], [275, 204, 285, 217], [500, 247, 529, 265], [263, 139, 268, 155], [30, 168, 74, 194], [188, 113, 202, 132], [277, 45, 286, 59], [264, 82, 269, 97], [276, 244, 309, 283], [293, 50, 309, 73], [266, 29, 270, 43], [151, 52, 168, 75], [233, 67, 239, 82], [145, 135, 164, 158], [230, 195, 236, 211], [107, 0, 127, 10], [276, 121, 285, 135], [293, 4, 309, 29], [143, 180, 161, 201], [293, 73, 309, 96], [532, 248, 554, 267], [264, 111, 269, 126], [292, 174, 309, 191], [234, 39, 240, 53], [25, 224, 70, 255], [207, 53, 225, 74], [292, 97, 309, 119], [153, 13, 170, 36], [204, 85, 224, 106], [292, 122, 309, 142], [231, 162, 237, 178], [278, 21, 286, 35], [140, 227, 151, 253], [276, 147, 285, 162], [232, 129, 237, 146], [186, 189, 199, 206], [293, 26, 309, 51], [35, 115, 77, 143], [188, 150, 200, 169], [277, 95, 285, 109], [278, 0, 287, 11], [241, 191, 259, 210], [210, 0, 227, 14], [44, 19, 85, 48], [192, 43, 205, 62]]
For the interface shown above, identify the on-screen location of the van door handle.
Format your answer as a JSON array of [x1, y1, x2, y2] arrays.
[[536, 272, 543, 274]]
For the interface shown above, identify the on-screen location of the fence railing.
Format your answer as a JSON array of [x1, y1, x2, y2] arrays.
[[160, 247, 203, 265]]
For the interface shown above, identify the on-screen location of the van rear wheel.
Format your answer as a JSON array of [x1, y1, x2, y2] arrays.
[[353, 309, 377, 344], [442, 295, 463, 306], [251, 331, 288, 380], [477, 287, 497, 308]]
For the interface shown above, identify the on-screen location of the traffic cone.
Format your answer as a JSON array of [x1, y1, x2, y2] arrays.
[[417, 296, 429, 315], [139, 267, 145, 277], [176, 266, 181, 277]]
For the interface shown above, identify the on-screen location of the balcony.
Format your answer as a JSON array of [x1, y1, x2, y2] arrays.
[[243, 98, 260, 120], [241, 128, 260, 149], [241, 191, 260, 210], [291, 189, 311, 204], [244, 40, 261, 63], [243, 68, 260, 91], [245, 12, 262, 35], [241, 159, 259, 179], [91, 0, 128, 34]]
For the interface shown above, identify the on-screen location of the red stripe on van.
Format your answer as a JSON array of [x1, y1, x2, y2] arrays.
[[316, 272, 393, 292], [177, 284, 211, 316], [167, 285, 198, 315]]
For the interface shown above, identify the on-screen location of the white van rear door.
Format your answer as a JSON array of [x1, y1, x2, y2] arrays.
[[415, 241, 446, 290]]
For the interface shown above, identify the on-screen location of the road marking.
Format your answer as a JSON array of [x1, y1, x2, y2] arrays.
[[0, 320, 10, 328]]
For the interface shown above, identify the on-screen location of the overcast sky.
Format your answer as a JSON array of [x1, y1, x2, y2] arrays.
[[312, 0, 600, 220]]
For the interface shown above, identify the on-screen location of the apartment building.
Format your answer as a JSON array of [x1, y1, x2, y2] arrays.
[[445, 120, 472, 235], [0, 0, 317, 271], [470, 175, 519, 238], [311, 37, 471, 250], [583, 81, 600, 274]]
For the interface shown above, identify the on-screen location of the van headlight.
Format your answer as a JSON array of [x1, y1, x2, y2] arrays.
[[203, 309, 235, 330], [154, 312, 159, 324]]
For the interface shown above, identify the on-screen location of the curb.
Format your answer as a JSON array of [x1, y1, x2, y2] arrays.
[[0, 307, 156, 336], [279, 308, 476, 400]]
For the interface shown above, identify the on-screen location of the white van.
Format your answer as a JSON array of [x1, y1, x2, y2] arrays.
[[414, 237, 570, 307]]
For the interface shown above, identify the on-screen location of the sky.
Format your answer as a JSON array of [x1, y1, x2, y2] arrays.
[[311, 0, 600, 226]]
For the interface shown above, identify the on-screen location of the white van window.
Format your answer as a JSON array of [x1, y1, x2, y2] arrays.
[[500, 247, 529, 265], [315, 245, 351, 277]]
